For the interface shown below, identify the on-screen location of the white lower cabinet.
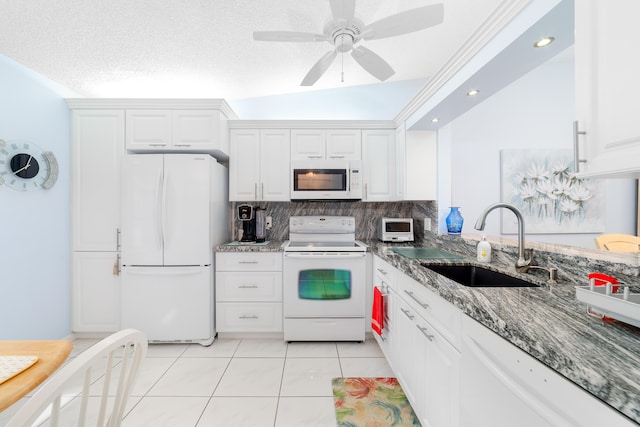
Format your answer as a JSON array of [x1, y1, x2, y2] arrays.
[[215, 252, 283, 333], [460, 314, 636, 427], [72, 252, 120, 332], [373, 255, 460, 427]]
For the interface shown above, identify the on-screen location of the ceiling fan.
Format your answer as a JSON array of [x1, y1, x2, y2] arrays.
[[253, 0, 444, 86]]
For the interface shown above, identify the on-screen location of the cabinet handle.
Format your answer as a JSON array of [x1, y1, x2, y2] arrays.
[[173, 144, 192, 147], [116, 228, 121, 250], [308, 155, 323, 159], [329, 155, 345, 159], [417, 325, 434, 341], [239, 315, 259, 319], [238, 261, 259, 264], [239, 285, 259, 289], [149, 143, 167, 147], [573, 121, 587, 172], [404, 290, 429, 309], [261, 183, 264, 200], [400, 308, 415, 320], [364, 183, 368, 199], [376, 268, 388, 275], [254, 183, 258, 200]]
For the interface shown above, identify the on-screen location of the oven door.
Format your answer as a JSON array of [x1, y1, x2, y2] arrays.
[[283, 252, 366, 317]]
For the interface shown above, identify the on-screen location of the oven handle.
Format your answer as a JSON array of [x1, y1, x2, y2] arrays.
[[284, 253, 366, 259]]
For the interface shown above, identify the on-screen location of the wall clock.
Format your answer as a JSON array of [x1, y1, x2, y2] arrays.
[[0, 139, 59, 191]]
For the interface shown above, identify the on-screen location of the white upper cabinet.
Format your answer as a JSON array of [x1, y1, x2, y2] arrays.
[[72, 109, 125, 251], [126, 109, 229, 158], [395, 124, 437, 201], [362, 129, 395, 201], [291, 129, 361, 160], [229, 129, 290, 201], [575, 0, 640, 178]]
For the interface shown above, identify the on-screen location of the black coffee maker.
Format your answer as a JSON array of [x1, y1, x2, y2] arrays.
[[238, 204, 256, 242]]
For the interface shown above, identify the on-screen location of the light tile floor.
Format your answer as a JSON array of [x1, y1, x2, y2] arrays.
[[1, 337, 393, 427]]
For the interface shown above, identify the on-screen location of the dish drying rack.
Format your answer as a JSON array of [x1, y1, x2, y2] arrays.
[[575, 280, 640, 328]]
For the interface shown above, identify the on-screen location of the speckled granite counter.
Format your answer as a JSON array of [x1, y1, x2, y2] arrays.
[[216, 240, 286, 252], [215, 236, 640, 423], [369, 237, 640, 425]]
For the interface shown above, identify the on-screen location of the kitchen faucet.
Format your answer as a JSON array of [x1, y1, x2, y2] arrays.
[[474, 203, 533, 273]]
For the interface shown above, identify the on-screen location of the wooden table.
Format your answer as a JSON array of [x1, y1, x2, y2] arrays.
[[0, 340, 73, 412]]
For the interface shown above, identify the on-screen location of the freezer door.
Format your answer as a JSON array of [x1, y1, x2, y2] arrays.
[[164, 155, 213, 265], [121, 266, 213, 342], [121, 154, 164, 266]]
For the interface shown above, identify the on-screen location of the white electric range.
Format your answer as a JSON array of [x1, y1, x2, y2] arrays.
[[283, 216, 367, 341]]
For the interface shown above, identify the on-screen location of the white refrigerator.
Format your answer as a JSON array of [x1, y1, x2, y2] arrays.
[[120, 154, 228, 345]]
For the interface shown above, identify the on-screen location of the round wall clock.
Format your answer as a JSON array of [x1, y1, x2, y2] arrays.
[[0, 139, 58, 191]]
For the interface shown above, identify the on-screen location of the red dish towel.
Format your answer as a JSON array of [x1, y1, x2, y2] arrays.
[[371, 286, 384, 336]]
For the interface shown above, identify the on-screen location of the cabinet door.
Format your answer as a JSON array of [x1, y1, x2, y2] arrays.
[[291, 129, 326, 160], [420, 319, 460, 427], [173, 110, 223, 151], [72, 110, 125, 251], [326, 130, 361, 160], [125, 110, 172, 151], [575, 0, 640, 178], [72, 252, 120, 332], [229, 129, 260, 201], [259, 129, 291, 201], [394, 296, 423, 412], [362, 130, 395, 201]]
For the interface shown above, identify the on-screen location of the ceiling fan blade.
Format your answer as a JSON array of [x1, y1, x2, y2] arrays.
[[301, 50, 338, 86], [253, 31, 328, 42], [330, 0, 355, 24], [362, 3, 444, 41], [351, 46, 395, 81]]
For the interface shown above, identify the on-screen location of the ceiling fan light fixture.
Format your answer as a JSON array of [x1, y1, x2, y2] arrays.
[[431, 117, 440, 123], [533, 36, 555, 48], [466, 89, 480, 97]]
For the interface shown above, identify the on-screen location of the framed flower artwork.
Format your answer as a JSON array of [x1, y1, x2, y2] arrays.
[[500, 149, 605, 234]]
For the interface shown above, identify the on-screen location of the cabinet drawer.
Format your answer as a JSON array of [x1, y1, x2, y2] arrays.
[[216, 252, 283, 271], [216, 303, 283, 332], [373, 255, 397, 291], [398, 274, 461, 349], [216, 272, 282, 302]]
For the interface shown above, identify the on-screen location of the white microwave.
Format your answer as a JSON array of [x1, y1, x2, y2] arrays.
[[378, 218, 414, 242], [290, 160, 362, 200]]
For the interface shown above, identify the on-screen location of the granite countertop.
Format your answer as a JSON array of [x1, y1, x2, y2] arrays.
[[216, 240, 286, 252], [214, 237, 640, 423], [369, 240, 640, 424]]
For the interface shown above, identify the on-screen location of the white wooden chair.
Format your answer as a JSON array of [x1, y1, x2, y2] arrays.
[[594, 234, 640, 253], [6, 329, 147, 427]]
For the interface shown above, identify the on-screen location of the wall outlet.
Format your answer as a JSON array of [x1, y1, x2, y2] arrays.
[[423, 218, 431, 232], [266, 216, 272, 230]]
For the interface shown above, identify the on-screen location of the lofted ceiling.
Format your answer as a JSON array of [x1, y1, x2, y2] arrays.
[[0, 0, 504, 100]]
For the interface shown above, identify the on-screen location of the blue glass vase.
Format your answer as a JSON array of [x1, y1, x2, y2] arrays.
[[446, 207, 464, 235]]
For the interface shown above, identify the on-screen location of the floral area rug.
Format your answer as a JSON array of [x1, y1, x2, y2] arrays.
[[332, 377, 421, 427]]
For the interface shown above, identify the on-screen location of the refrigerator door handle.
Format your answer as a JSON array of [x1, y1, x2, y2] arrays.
[[156, 168, 164, 249], [161, 168, 169, 249]]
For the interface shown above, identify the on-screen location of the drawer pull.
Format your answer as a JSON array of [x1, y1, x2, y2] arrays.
[[417, 325, 434, 341], [239, 285, 259, 289], [239, 315, 259, 319], [238, 261, 259, 264], [404, 290, 429, 309], [173, 144, 192, 147], [376, 268, 388, 275], [400, 308, 415, 320]]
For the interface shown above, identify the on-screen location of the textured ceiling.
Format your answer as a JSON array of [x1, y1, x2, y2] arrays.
[[0, 0, 503, 100]]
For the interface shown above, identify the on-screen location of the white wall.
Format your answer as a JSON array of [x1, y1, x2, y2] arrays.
[[0, 56, 73, 339], [440, 52, 636, 248], [228, 79, 426, 120]]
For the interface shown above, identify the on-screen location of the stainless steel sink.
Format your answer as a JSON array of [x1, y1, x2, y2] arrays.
[[421, 264, 539, 288]]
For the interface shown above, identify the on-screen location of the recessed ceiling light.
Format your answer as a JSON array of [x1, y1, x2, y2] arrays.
[[466, 89, 480, 97], [534, 36, 555, 48], [431, 117, 440, 123]]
